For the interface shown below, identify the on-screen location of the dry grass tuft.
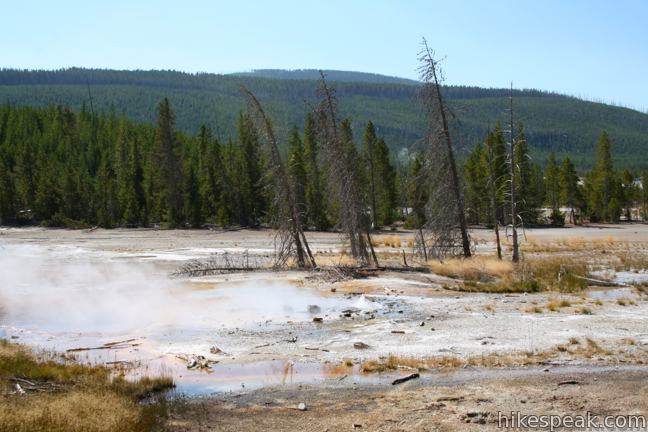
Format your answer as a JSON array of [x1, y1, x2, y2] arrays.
[[428, 256, 514, 282], [0, 340, 173, 432], [459, 256, 589, 294], [525, 235, 626, 253], [359, 338, 626, 375], [545, 298, 572, 312], [371, 235, 403, 249]]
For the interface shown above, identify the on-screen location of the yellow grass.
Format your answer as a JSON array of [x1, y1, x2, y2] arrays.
[[360, 338, 622, 374], [428, 256, 514, 282], [0, 340, 173, 432], [312, 253, 359, 267], [524, 235, 626, 253], [457, 255, 590, 293], [545, 298, 572, 311], [371, 235, 405, 249]]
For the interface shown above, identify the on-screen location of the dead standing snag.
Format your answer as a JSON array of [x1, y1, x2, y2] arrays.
[[313, 72, 379, 267], [241, 86, 316, 268], [418, 39, 471, 259]]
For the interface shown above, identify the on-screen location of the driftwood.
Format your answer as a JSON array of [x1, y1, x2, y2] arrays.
[[9, 377, 65, 393], [392, 373, 420, 385], [575, 276, 621, 287], [66, 339, 139, 353]]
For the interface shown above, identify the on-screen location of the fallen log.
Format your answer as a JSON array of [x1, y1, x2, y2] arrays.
[[575, 276, 621, 287], [392, 373, 420, 385]]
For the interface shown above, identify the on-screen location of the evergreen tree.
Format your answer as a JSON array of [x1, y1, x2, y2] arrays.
[[545, 152, 560, 210], [287, 127, 307, 219], [236, 112, 265, 226], [484, 124, 508, 225], [464, 141, 488, 224], [197, 125, 225, 224], [619, 169, 637, 221], [408, 153, 427, 227], [374, 137, 397, 226], [514, 124, 540, 223], [302, 113, 329, 230], [559, 157, 581, 224], [362, 121, 380, 228], [115, 122, 144, 225], [152, 98, 184, 227], [184, 155, 202, 228], [588, 131, 620, 222], [0, 151, 16, 224], [95, 155, 117, 227]]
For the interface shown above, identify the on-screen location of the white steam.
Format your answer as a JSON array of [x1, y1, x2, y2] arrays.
[[0, 244, 360, 335]]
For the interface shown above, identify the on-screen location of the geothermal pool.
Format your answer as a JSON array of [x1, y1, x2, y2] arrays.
[[0, 243, 386, 394]]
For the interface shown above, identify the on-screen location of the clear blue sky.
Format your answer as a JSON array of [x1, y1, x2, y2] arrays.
[[2, 0, 646, 110]]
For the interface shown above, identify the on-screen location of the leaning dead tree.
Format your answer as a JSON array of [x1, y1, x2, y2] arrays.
[[418, 39, 471, 258], [313, 72, 379, 267], [241, 86, 316, 268]]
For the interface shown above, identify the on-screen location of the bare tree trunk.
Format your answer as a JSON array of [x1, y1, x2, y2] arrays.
[[241, 87, 316, 268], [508, 84, 520, 263], [368, 157, 377, 229], [419, 39, 471, 258], [492, 197, 502, 260], [314, 72, 376, 267], [486, 136, 502, 260]]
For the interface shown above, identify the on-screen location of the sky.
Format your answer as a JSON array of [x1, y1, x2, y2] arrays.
[[1, 0, 647, 111]]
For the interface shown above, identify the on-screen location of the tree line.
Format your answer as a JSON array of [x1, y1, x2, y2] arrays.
[[0, 101, 646, 229], [2, 68, 648, 171], [463, 126, 648, 226], [0, 102, 397, 229]]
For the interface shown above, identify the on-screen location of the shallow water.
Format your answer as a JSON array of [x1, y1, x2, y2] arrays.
[[586, 287, 638, 300], [0, 243, 385, 394]]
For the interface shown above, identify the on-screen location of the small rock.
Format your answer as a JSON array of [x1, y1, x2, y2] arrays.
[[313, 317, 323, 323], [297, 402, 307, 411], [187, 358, 197, 369], [419, 321, 425, 327], [352, 424, 362, 429], [430, 328, 435, 331], [353, 342, 370, 349], [209, 346, 223, 355], [14, 383, 25, 395], [330, 288, 337, 293]]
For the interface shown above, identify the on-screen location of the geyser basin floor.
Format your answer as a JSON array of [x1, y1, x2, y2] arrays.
[[1, 227, 648, 396]]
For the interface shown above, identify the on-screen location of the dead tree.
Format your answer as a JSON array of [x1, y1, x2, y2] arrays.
[[507, 83, 520, 263], [241, 87, 316, 268], [418, 39, 471, 258], [313, 72, 379, 267], [485, 134, 503, 260]]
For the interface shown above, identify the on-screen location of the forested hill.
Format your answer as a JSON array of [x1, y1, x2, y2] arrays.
[[231, 69, 419, 85], [1, 68, 647, 169]]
